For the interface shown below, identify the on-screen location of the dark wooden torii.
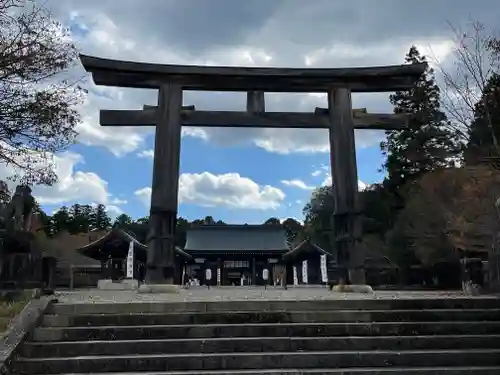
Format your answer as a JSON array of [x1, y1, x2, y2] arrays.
[[80, 54, 425, 286]]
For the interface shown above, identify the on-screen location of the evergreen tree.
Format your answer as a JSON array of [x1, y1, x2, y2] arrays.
[[81, 204, 93, 232], [67, 203, 91, 233], [264, 217, 281, 225], [381, 46, 460, 199], [113, 213, 133, 228], [464, 73, 500, 167], [136, 216, 149, 225], [90, 204, 111, 230], [302, 186, 335, 250], [50, 206, 70, 235], [282, 218, 303, 245], [175, 217, 190, 247], [203, 216, 216, 225]]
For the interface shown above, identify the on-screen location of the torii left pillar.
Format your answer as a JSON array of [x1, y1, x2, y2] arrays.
[[144, 83, 182, 288]]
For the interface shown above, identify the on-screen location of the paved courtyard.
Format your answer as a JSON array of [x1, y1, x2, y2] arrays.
[[53, 286, 499, 304]]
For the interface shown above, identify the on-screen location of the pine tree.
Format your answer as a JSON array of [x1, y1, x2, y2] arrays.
[[91, 204, 111, 230], [136, 216, 149, 225], [113, 214, 133, 228], [67, 203, 91, 233], [50, 206, 70, 235], [381, 46, 461, 198], [81, 204, 93, 232], [464, 73, 500, 167]]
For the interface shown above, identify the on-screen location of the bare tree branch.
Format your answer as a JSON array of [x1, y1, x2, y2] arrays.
[[0, 0, 85, 186], [434, 21, 500, 152]]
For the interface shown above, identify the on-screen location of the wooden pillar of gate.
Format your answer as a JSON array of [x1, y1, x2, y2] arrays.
[[145, 83, 183, 285], [327, 88, 366, 286]]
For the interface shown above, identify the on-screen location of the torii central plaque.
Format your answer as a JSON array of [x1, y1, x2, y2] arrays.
[[80, 55, 424, 288]]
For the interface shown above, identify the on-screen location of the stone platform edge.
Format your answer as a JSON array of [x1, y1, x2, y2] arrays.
[[0, 294, 53, 375]]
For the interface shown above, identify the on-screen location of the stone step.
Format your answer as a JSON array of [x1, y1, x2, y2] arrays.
[[40, 309, 500, 327], [14, 349, 500, 374], [46, 298, 500, 315], [25, 368, 500, 375], [21, 334, 500, 357], [30, 321, 500, 342]]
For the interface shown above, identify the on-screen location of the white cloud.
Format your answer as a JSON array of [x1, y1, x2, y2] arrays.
[[105, 205, 123, 218], [414, 39, 455, 67], [75, 87, 152, 157], [358, 180, 368, 191], [311, 166, 368, 191], [0, 151, 126, 211], [321, 174, 368, 192], [134, 187, 151, 207], [311, 170, 322, 177], [281, 179, 315, 190], [46, 2, 480, 157], [135, 172, 285, 210], [137, 149, 154, 159], [109, 197, 128, 205]]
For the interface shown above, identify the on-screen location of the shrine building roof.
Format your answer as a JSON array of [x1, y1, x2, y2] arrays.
[[76, 228, 192, 261], [282, 238, 330, 262], [184, 225, 290, 254]]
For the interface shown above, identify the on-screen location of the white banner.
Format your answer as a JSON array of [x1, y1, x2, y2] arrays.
[[217, 268, 221, 285], [126, 241, 134, 279], [302, 260, 308, 284], [320, 254, 328, 283], [293, 266, 298, 286], [205, 268, 212, 281]]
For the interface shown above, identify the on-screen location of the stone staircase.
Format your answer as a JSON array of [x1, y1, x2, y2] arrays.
[[11, 297, 500, 374]]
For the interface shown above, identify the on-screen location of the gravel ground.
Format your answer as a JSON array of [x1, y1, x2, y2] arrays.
[[52, 286, 498, 304]]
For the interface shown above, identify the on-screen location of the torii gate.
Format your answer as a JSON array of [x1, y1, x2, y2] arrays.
[[80, 55, 425, 288]]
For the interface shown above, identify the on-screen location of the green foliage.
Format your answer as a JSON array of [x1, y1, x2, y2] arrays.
[[49, 205, 70, 235], [36, 202, 305, 253], [465, 73, 500, 166], [263, 217, 280, 225], [381, 46, 461, 196], [113, 213, 133, 228], [47, 203, 113, 235], [282, 218, 303, 245], [302, 185, 334, 236], [360, 184, 397, 236], [90, 204, 111, 230]]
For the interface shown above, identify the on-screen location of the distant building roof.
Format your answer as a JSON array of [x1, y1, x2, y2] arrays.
[[39, 230, 103, 267], [76, 228, 147, 261], [184, 225, 289, 254], [76, 228, 192, 262], [282, 239, 330, 262]]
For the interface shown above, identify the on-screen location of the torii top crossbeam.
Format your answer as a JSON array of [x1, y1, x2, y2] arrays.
[[80, 54, 425, 93]]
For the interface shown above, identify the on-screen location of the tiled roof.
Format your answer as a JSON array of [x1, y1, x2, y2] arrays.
[[184, 225, 289, 253], [282, 239, 329, 261]]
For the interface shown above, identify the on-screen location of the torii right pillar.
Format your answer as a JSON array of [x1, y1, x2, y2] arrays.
[[328, 88, 366, 286]]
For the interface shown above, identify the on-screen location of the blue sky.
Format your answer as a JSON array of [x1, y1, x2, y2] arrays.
[[6, 0, 497, 224], [66, 125, 387, 223]]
